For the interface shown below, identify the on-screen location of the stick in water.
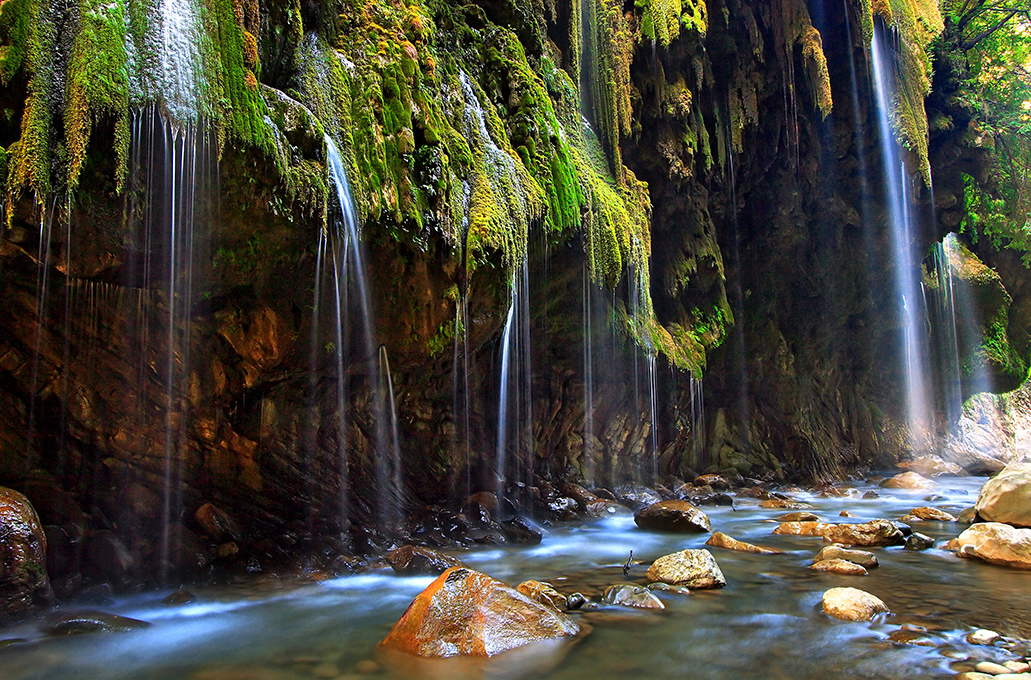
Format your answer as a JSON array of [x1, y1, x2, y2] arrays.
[[623, 550, 633, 577]]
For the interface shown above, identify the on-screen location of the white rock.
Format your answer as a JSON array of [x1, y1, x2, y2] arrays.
[[956, 522, 1031, 570], [967, 628, 1001, 645], [821, 587, 888, 622], [976, 661, 1013, 675], [976, 461, 1031, 528]]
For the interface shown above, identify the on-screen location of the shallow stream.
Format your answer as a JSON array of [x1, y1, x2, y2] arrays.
[[2, 475, 1030, 680]]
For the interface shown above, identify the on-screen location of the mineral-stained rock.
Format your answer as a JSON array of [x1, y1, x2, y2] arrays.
[[380, 567, 580, 657], [634, 500, 711, 533], [602, 584, 665, 610], [814, 546, 879, 568], [905, 507, 957, 522], [821, 587, 889, 621], [705, 532, 781, 554], [772, 521, 826, 537], [810, 559, 868, 575], [975, 462, 1031, 528], [646, 549, 727, 589], [822, 520, 905, 547], [517, 580, 567, 612], [386, 545, 465, 575], [881, 472, 939, 490], [777, 512, 820, 522], [955, 522, 1031, 569], [0, 487, 52, 621]]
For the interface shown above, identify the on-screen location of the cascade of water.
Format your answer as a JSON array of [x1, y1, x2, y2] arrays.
[[496, 279, 517, 504], [870, 29, 933, 447], [494, 260, 533, 510], [24, 199, 59, 474], [320, 135, 397, 531], [452, 292, 472, 498], [689, 374, 705, 469], [379, 346, 403, 529], [582, 265, 596, 485], [158, 0, 205, 120]]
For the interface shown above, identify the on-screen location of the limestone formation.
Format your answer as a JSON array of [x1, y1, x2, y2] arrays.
[[634, 500, 712, 533], [955, 522, 1031, 570], [380, 568, 580, 657], [646, 549, 727, 589], [975, 462, 1031, 528], [821, 587, 889, 622]]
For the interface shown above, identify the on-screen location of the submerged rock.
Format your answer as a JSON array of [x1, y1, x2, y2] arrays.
[[386, 545, 465, 575], [975, 462, 1031, 528], [0, 487, 52, 621], [821, 587, 889, 622], [380, 567, 580, 657], [777, 511, 820, 522], [905, 506, 957, 522], [634, 500, 711, 533], [881, 472, 939, 490], [810, 559, 868, 575], [759, 499, 815, 510], [646, 549, 726, 589], [602, 584, 665, 610], [41, 610, 151, 635], [814, 546, 879, 568], [955, 522, 1031, 569], [705, 532, 781, 554]]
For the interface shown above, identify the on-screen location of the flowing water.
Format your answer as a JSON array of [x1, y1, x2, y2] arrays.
[[2, 475, 1028, 680]]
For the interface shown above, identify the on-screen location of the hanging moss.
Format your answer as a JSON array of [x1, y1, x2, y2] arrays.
[[0, 0, 35, 84], [638, 0, 681, 48], [777, 0, 833, 121]]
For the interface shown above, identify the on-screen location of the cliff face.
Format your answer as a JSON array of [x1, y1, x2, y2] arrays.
[[0, 0, 1025, 585]]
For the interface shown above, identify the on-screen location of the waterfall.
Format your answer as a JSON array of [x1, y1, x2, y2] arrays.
[[495, 260, 533, 511], [870, 28, 933, 448]]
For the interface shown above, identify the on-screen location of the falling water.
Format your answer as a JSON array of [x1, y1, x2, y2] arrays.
[[870, 28, 933, 447], [647, 353, 659, 480], [582, 265, 596, 485], [158, 0, 206, 120], [496, 280, 517, 503], [689, 374, 706, 470], [494, 260, 533, 511], [379, 346, 403, 529], [931, 234, 965, 427]]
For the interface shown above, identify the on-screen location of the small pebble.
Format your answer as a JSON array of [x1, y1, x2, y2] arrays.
[[975, 661, 1012, 675], [354, 660, 379, 674], [567, 592, 587, 610]]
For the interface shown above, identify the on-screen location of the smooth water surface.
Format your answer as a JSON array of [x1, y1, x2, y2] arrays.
[[2, 475, 1030, 680]]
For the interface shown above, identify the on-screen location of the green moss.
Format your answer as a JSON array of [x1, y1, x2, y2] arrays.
[[0, 0, 35, 84]]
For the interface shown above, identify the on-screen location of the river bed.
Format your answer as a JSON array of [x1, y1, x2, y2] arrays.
[[2, 474, 1030, 680]]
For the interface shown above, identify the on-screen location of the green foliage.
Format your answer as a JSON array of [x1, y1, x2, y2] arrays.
[[947, 2, 1031, 259], [0, 0, 34, 83]]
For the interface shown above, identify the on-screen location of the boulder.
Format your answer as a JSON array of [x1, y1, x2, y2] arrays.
[[905, 533, 935, 550], [881, 472, 939, 490], [810, 559, 867, 576], [634, 500, 711, 533], [705, 532, 781, 554], [0, 487, 52, 620], [386, 545, 465, 575], [821, 520, 905, 547], [966, 628, 1001, 645], [194, 503, 241, 543], [905, 507, 957, 522], [975, 462, 1031, 528], [613, 484, 662, 510], [821, 587, 889, 622], [772, 521, 826, 537], [602, 584, 664, 610], [955, 522, 1031, 569], [897, 455, 963, 477], [814, 546, 879, 568], [646, 549, 727, 589], [777, 511, 820, 522], [380, 567, 580, 657], [517, 581, 567, 611]]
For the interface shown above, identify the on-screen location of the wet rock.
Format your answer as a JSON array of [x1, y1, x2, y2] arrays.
[[646, 549, 727, 589], [330, 555, 368, 575], [194, 503, 241, 543], [772, 521, 826, 537], [379, 567, 580, 657], [956, 522, 1031, 569], [821, 587, 889, 621], [613, 484, 662, 510], [897, 455, 963, 477], [0, 487, 52, 621], [634, 500, 711, 533], [881, 472, 939, 490], [810, 559, 868, 575], [905, 533, 935, 550], [759, 499, 815, 510], [975, 661, 1014, 675], [694, 474, 732, 490], [385, 545, 465, 575], [163, 588, 196, 605], [517, 580, 567, 611], [40, 610, 151, 635], [777, 511, 820, 522], [545, 497, 578, 520], [584, 500, 629, 517], [705, 531, 781, 554], [967, 629, 1001, 645], [959, 507, 979, 523], [562, 484, 599, 508], [566, 593, 586, 610], [823, 520, 905, 547], [839, 510, 857, 517], [863, 491, 880, 499], [906, 507, 957, 522], [814, 546, 879, 568], [1007, 662, 1031, 673], [217, 542, 240, 560], [975, 462, 1031, 528], [602, 584, 664, 610], [957, 673, 996, 680], [502, 517, 543, 545]]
